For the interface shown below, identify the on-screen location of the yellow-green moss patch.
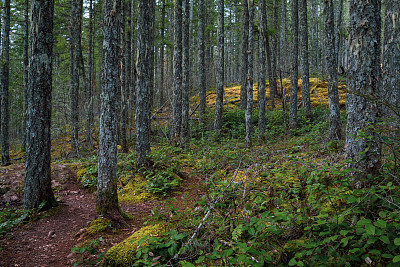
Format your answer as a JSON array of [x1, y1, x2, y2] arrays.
[[118, 175, 157, 203], [102, 224, 164, 267], [87, 217, 111, 235]]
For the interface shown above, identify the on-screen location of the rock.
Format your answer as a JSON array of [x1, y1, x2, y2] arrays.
[[48, 231, 55, 238]]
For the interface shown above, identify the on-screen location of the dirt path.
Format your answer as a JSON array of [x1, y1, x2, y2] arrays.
[[0, 164, 202, 267]]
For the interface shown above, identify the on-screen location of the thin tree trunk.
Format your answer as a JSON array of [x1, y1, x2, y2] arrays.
[[24, 0, 57, 210], [324, 0, 342, 140], [258, 0, 266, 139], [22, 0, 29, 152], [214, 0, 224, 135], [299, 0, 310, 118], [121, 0, 129, 153], [311, 0, 319, 72], [245, 0, 254, 147], [289, 0, 299, 130], [85, 0, 94, 147], [182, 0, 190, 143], [270, 0, 279, 108], [198, 0, 206, 126], [159, 0, 166, 107], [97, 0, 122, 217], [240, 0, 249, 110]]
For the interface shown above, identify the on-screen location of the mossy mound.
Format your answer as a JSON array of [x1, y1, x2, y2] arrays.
[[87, 217, 111, 235], [102, 224, 164, 267], [118, 175, 157, 203]]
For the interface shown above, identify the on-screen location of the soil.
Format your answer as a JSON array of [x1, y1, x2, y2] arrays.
[[0, 163, 202, 267]]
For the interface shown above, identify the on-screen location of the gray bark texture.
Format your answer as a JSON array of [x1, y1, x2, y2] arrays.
[[159, 0, 165, 107], [245, 0, 254, 147], [69, 0, 83, 157], [135, 0, 154, 167], [85, 0, 94, 146], [198, 0, 206, 126], [22, 0, 29, 151], [280, 0, 288, 74], [121, 0, 129, 153], [258, 0, 266, 139], [24, 0, 57, 210], [382, 0, 400, 131], [289, 0, 299, 130], [270, 0, 279, 109], [97, 0, 121, 217], [299, 0, 310, 118], [240, 0, 249, 110], [264, 2, 274, 110], [214, 0, 224, 134], [172, 0, 183, 140], [324, 0, 342, 141], [1, 0, 10, 165], [346, 0, 381, 182], [182, 0, 190, 143], [311, 0, 319, 71]]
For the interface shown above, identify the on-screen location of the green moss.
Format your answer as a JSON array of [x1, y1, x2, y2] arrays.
[[102, 224, 164, 267], [87, 217, 111, 235], [118, 175, 157, 203]]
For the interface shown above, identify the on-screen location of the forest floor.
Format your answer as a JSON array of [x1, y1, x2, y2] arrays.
[[0, 163, 203, 266]]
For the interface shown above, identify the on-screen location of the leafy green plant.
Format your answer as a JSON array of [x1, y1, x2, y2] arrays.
[[71, 237, 104, 266]]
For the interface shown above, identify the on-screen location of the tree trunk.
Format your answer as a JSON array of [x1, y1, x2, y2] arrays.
[[181, 0, 190, 143], [24, 0, 57, 210], [135, 0, 154, 167], [270, 0, 279, 109], [324, 0, 342, 140], [245, 0, 254, 147], [214, 0, 224, 135], [280, 0, 288, 74], [172, 0, 182, 140], [346, 0, 381, 184], [159, 0, 166, 107], [69, 0, 83, 157], [85, 0, 94, 147], [299, 0, 310, 118], [198, 0, 206, 126], [311, 0, 319, 72], [97, 0, 122, 217], [1, 0, 11, 166], [22, 0, 29, 152], [289, 0, 299, 130], [121, 0, 130, 153], [382, 0, 400, 133], [258, 0, 266, 139], [240, 0, 249, 110]]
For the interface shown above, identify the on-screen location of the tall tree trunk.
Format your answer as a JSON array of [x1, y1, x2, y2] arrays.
[[214, 0, 224, 135], [311, 0, 319, 72], [346, 0, 381, 184], [135, 0, 154, 167], [85, 0, 94, 147], [258, 0, 266, 139], [121, 0, 130, 153], [335, 0, 344, 71], [299, 0, 310, 118], [22, 0, 29, 152], [172, 0, 182, 140], [130, 0, 136, 137], [382, 0, 400, 133], [240, 0, 249, 110], [159, 0, 166, 107], [97, 0, 122, 217], [181, 0, 190, 143], [280, 0, 288, 75], [265, 2, 274, 110], [1, 0, 10, 166], [270, 0, 279, 109], [69, 0, 83, 157], [245, 0, 254, 147], [324, 0, 342, 140], [24, 0, 57, 210], [289, 0, 299, 130], [198, 0, 206, 126]]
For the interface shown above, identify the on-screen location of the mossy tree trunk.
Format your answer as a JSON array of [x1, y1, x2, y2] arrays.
[[96, 0, 122, 217], [24, 0, 57, 211]]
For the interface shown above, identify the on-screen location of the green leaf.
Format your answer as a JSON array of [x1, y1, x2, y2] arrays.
[[221, 248, 233, 257], [382, 254, 393, 259], [340, 230, 350, 236], [374, 220, 387, 229], [288, 258, 297, 266], [395, 238, 400, 246], [297, 261, 304, 267], [365, 224, 376, 236], [357, 219, 372, 226], [393, 255, 400, 263], [341, 237, 349, 247], [380, 236, 390, 244]]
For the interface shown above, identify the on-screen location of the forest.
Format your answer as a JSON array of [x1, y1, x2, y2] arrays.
[[0, 0, 399, 266]]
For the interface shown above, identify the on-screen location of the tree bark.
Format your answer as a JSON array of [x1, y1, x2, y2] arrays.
[[198, 0, 206, 126], [24, 0, 57, 210], [346, 0, 381, 183], [324, 0, 342, 140], [85, 0, 94, 147], [135, 0, 154, 167], [1, 0, 11, 166], [159, 0, 166, 107], [289, 0, 299, 130], [214, 0, 224, 135], [299, 0, 310, 118], [181, 0, 190, 143], [97, 0, 122, 217], [258, 0, 266, 139], [245, 0, 254, 147], [240, 0, 249, 110], [22, 0, 29, 152]]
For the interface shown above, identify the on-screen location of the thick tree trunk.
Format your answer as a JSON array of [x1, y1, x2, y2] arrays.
[[135, 0, 154, 167], [97, 0, 121, 217], [198, 0, 206, 126], [22, 0, 29, 151], [382, 0, 400, 132], [258, 0, 267, 139], [324, 0, 342, 141], [299, 0, 310, 118], [1, 0, 11, 166], [346, 0, 381, 184], [240, 0, 249, 110], [245, 0, 254, 147], [214, 0, 224, 135], [289, 0, 299, 130], [121, 0, 130, 153], [172, 0, 183, 140], [24, 0, 57, 211], [182, 0, 190, 143], [69, 0, 83, 157]]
